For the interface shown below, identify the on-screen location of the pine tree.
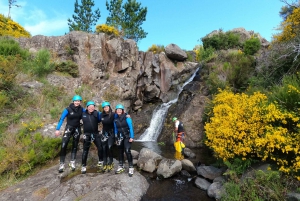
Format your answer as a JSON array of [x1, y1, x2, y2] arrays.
[[106, 0, 147, 42], [68, 0, 101, 32]]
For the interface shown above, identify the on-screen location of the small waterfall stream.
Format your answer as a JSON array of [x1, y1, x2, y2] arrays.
[[137, 68, 199, 142]]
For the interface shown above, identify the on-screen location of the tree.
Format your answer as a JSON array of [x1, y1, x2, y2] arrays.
[[68, 0, 101, 32], [8, 0, 21, 19], [279, 0, 299, 20], [106, 0, 147, 42]]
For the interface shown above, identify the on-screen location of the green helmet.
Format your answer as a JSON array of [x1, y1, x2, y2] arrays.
[[101, 101, 110, 108], [115, 104, 124, 110], [72, 95, 82, 101], [172, 117, 177, 122], [86, 101, 95, 107]]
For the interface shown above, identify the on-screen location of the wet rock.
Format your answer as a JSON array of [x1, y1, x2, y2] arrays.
[[156, 159, 182, 179], [181, 159, 196, 172], [195, 177, 211, 191], [183, 148, 196, 158], [197, 165, 225, 180], [180, 170, 191, 177], [0, 164, 148, 201], [286, 192, 300, 201], [207, 181, 223, 200], [137, 157, 156, 173]]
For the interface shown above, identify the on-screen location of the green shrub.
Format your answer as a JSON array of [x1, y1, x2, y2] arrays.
[[202, 31, 241, 50], [195, 46, 216, 62], [222, 170, 288, 201], [268, 73, 300, 112], [0, 37, 29, 59], [243, 37, 261, 55], [32, 49, 54, 77], [54, 60, 79, 77], [147, 44, 165, 54], [0, 55, 20, 90]]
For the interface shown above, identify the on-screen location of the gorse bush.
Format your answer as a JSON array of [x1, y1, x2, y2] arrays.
[[205, 89, 300, 179], [147, 44, 165, 54], [96, 24, 120, 37], [274, 7, 300, 43], [202, 31, 241, 50], [0, 14, 31, 38], [243, 37, 261, 55]]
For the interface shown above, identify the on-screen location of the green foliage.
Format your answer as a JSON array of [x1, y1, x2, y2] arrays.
[[0, 55, 20, 90], [54, 60, 79, 77], [147, 44, 165, 54], [205, 51, 255, 93], [95, 24, 120, 36], [268, 73, 300, 112], [195, 46, 216, 62], [68, 0, 101, 32], [223, 157, 254, 175], [243, 37, 261, 55], [0, 37, 30, 59], [202, 31, 241, 50], [106, 0, 148, 42], [31, 49, 54, 77], [0, 90, 9, 110], [222, 170, 288, 201]]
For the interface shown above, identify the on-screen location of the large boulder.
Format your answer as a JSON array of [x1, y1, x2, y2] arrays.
[[165, 43, 187, 61], [156, 158, 182, 178]]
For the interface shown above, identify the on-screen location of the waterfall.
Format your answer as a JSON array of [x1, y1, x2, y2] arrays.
[[137, 68, 199, 142]]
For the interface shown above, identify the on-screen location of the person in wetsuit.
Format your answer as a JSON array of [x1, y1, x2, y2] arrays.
[[114, 104, 134, 177], [80, 101, 102, 174], [99, 101, 116, 172], [55, 95, 84, 173]]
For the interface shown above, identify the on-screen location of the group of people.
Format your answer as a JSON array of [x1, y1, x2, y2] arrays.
[[55, 95, 134, 177]]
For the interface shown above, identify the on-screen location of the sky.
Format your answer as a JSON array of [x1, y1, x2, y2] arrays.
[[0, 0, 285, 52]]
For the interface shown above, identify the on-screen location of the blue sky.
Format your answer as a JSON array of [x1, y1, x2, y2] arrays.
[[0, 0, 285, 52]]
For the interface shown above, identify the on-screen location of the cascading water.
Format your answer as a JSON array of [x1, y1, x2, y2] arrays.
[[137, 68, 199, 142]]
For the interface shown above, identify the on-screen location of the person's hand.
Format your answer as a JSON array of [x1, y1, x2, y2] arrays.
[[55, 130, 60, 137], [129, 138, 133, 142]]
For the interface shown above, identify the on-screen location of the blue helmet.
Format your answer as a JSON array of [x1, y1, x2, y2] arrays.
[[72, 95, 82, 101], [86, 101, 95, 107], [115, 104, 124, 110], [101, 101, 110, 108]]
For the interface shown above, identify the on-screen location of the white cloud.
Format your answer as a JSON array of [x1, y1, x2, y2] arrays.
[[24, 19, 68, 36]]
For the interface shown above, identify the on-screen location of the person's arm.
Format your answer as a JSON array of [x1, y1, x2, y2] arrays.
[[114, 121, 118, 137], [55, 109, 68, 136], [174, 121, 179, 133], [126, 117, 134, 142], [98, 112, 102, 123]]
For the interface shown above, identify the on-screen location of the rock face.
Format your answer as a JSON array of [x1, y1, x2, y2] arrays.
[[15, 31, 207, 147]]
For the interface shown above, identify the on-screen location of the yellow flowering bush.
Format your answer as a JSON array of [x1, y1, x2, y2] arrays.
[[0, 14, 31, 38], [205, 89, 300, 177], [95, 24, 120, 37], [273, 7, 300, 42]]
